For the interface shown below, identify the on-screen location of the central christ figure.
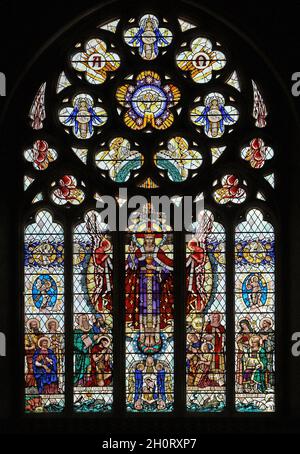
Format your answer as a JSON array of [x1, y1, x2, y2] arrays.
[[125, 232, 174, 354]]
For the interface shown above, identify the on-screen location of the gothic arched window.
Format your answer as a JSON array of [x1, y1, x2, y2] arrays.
[[18, 2, 279, 416]]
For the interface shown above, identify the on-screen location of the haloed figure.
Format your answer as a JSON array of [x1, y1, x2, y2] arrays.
[[25, 319, 41, 388], [246, 275, 262, 308], [126, 233, 173, 353], [129, 15, 169, 60], [33, 337, 59, 394]]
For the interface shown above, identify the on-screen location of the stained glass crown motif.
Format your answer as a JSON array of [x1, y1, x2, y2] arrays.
[[128, 203, 172, 233], [25, 11, 270, 206]]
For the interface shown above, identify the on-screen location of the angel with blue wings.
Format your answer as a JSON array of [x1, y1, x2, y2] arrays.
[[60, 94, 107, 139], [192, 93, 239, 138], [126, 15, 172, 60]]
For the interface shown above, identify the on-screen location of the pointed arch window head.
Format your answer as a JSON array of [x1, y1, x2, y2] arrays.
[[21, 3, 278, 416]]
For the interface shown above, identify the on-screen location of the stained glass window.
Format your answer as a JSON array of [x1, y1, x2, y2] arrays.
[[73, 212, 113, 412], [24, 211, 65, 413], [186, 211, 226, 412], [125, 208, 174, 412], [235, 210, 275, 412], [21, 5, 278, 416]]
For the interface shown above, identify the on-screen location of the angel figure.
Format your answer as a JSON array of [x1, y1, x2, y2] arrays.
[[86, 212, 113, 313], [193, 93, 238, 138], [127, 356, 172, 411], [60, 94, 106, 139], [126, 15, 171, 60]]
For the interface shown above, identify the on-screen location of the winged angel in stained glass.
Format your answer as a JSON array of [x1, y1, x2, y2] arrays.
[[85, 212, 113, 314], [191, 93, 238, 138], [186, 212, 214, 314], [125, 14, 172, 60], [59, 94, 107, 139]]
